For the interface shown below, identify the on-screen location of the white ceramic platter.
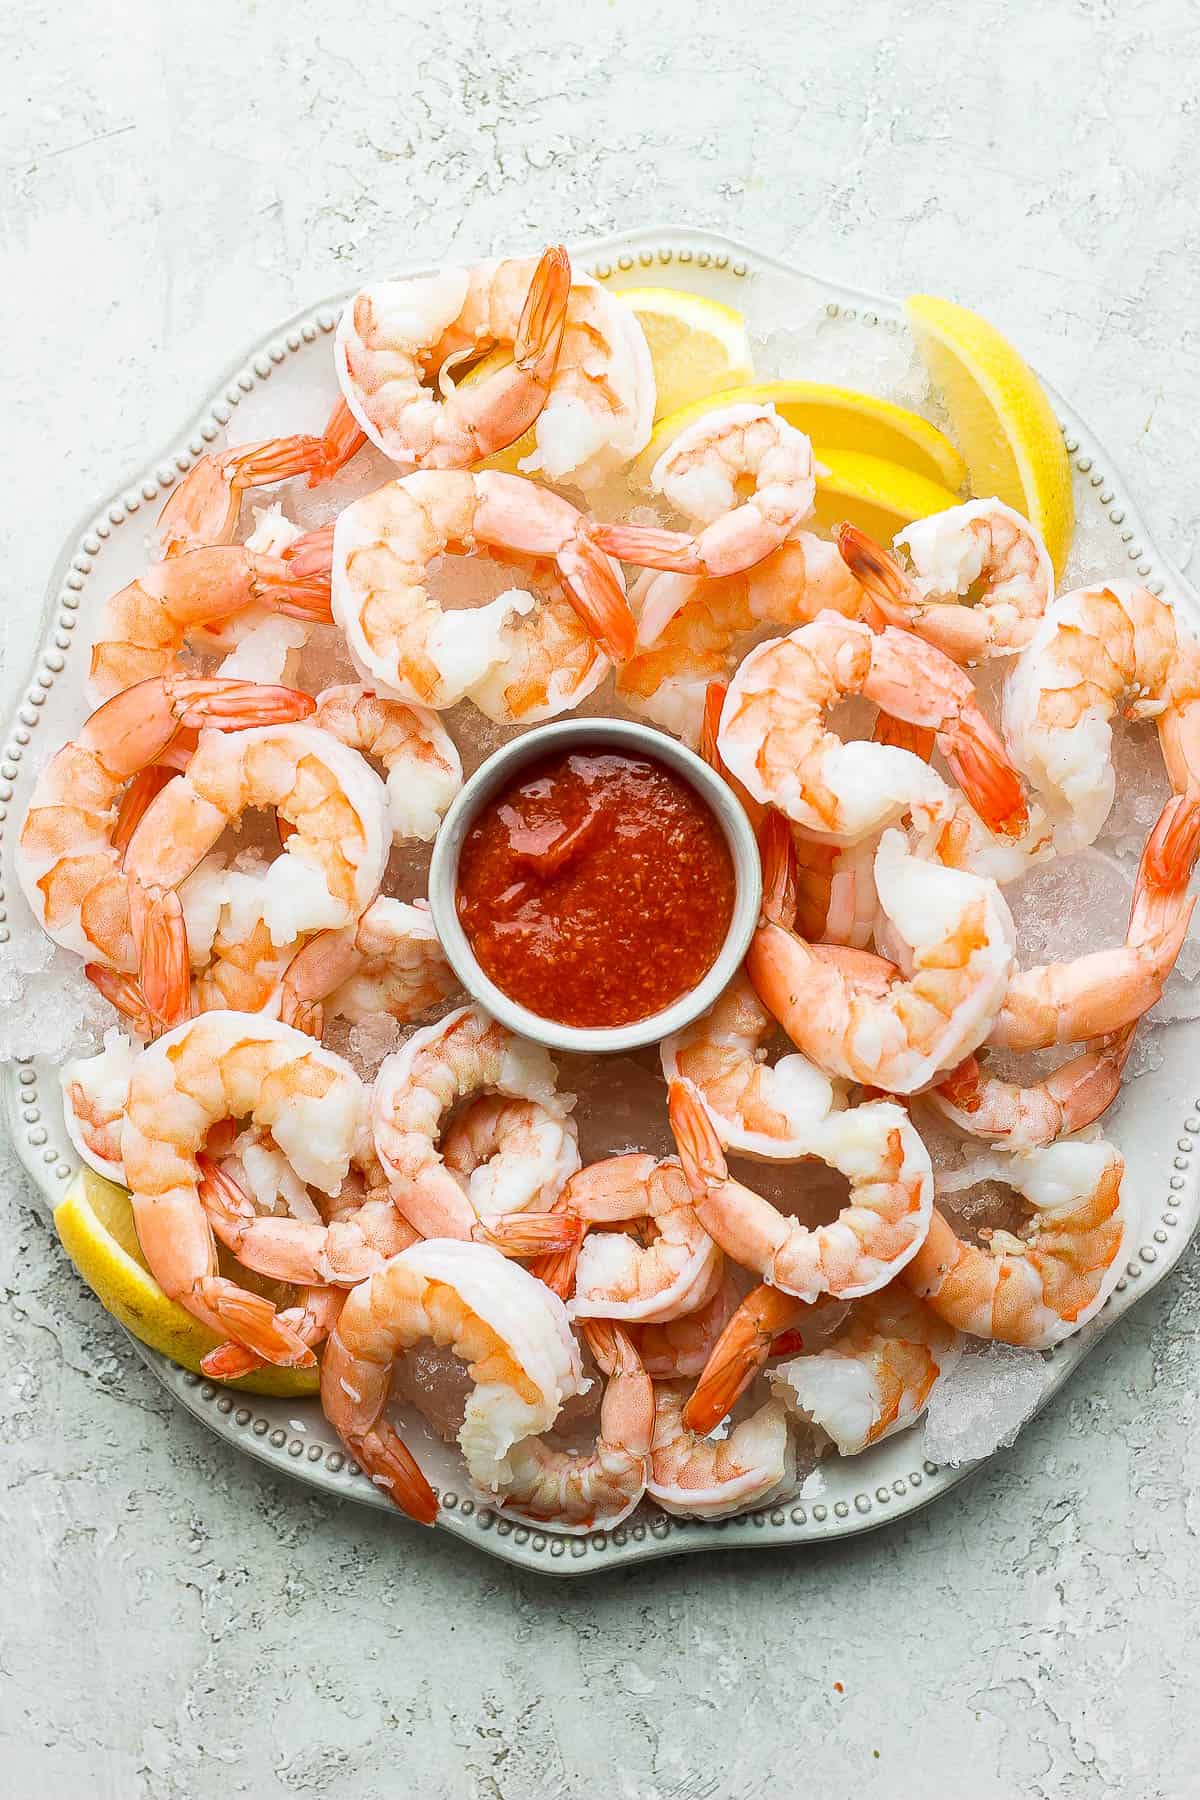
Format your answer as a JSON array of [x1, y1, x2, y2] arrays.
[[5, 226, 1199, 1577]]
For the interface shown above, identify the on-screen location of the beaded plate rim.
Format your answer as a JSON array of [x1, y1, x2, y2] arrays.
[[3, 223, 1197, 1578]]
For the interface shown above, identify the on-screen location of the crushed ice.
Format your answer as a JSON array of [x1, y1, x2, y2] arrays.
[[921, 1342, 1051, 1466]]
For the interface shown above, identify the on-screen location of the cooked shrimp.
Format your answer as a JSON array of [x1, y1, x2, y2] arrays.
[[903, 1137, 1131, 1347], [123, 722, 391, 1027], [616, 538, 865, 746], [717, 614, 1027, 843], [201, 1285, 345, 1382], [121, 1012, 367, 1363], [670, 1079, 934, 1302], [465, 562, 614, 724], [154, 436, 326, 559], [275, 896, 458, 1038], [767, 1288, 960, 1455], [492, 1320, 653, 1532], [1003, 580, 1200, 849], [927, 1024, 1136, 1150], [593, 402, 817, 577], [88, 539, 334, 702], [311, 684, 462, 844], [682, 1285, 843, 1433], [60, 1027, 140, 1183], [838, 501, 1054, 664], [334, 246, 571, 473], [989, 795, 1200, 1051], [541, 1153, 724, 1325], [331, 469, 634, 711], [636, 1272, 743, 1379], [441, 1094, 580, 1220], [16, 676, 315, 972], [646, 1384, 794, 1519], [320, 1238, 586, 1522], [660, 970, 843, 1162], [749, 826, 1016, 1092], [372, 1005, 579, 1252]]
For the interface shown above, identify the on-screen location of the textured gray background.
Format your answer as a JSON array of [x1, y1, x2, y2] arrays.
[[4, 1, 1200, 1794]]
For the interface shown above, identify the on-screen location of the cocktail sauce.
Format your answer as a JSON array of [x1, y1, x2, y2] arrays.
[[456, 746, 735, 1029]]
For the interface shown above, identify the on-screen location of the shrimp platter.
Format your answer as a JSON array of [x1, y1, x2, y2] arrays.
[[7, 228, 1200, 1572]]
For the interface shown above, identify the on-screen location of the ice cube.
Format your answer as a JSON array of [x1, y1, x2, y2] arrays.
[[921, 1341, 1049, 1466], [1095, 719, 1171, 859], [346, 1013, 404, 1075], [1003, 847, 1133, 969]]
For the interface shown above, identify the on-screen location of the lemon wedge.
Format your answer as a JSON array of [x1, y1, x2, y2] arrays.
[[54, 1166, 319, 1397], [636, 379, 966, 492], [904, 294, 1074, 576], [811, 449, 964, 543]]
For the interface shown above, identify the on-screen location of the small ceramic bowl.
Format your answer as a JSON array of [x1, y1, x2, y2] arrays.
[[427, 717, 762, 1054]]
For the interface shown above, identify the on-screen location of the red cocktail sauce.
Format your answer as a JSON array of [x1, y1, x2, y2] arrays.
[[456, 746, 735, 1029]]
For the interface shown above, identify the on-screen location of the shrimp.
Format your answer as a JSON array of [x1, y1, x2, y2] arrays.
[[717, 613, 1028, 844], [153, 436, 327, 560], [838, 501, 1054, 664], [464, 562, 614, 725], [331, 469, 634, 711], [616, 537, 866, 747], [646, 1384, 794, 1519], [593, 403, 817, 577], [441, 1094, 581, 1219], [122, 722, 391, 1027], [88, 539, 334, 703], [492, 1320, 653, 1532], [989, 795, 1200, 1051], [927, 1023, 1136, 1150], [660, 970, 844, 1162], [16, 676, 315, 973], [767, 1287, 962, 1456], [540, 1153, 724, 1325], [682, 1286, 845, 1434], [371, 1005, 579, 1252], [333, 246, 571, 473], [750, 825, 1016, 1092], [121, 1012, 367, 1362], [275, 896, 458, 1037], [1003, 580, 1200, 850], [636, 1272, 743, 1379], [61, 1027, 140, 1183], [201, 1286, 345, 1383], [902, 1137, 1132, 1348], [310, 684, 462, 844], [320, 1238, 586, 1523], [669, 1079, 934, 1303]]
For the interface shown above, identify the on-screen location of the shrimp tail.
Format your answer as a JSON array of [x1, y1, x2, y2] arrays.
[[113, 766, 177, 860], [943, 717, 1029, 838], [700, 681, 728, 773], [527, 1233, 582, 1301], [514, 244, 571, 379], [668, 1079, 729, 1197], [347, 1424, 440, 1525], [757, 810, 797, 929], [555, 535, 637, 664], [589, 523, 703, 576], [137, 889, 192, 1029], [872, 711, 936, 761], [310, 396, 367, 486], [478, 1212, 584, 1257], [195, 1276, 317, 1368], [282, 523, 337, 581], [1130, 794, 1200, 954], [683, 1283, 804, 1433], [84, 963, 165, 1039], [836, 523, 916, 625], [172, 676, 318, 732]]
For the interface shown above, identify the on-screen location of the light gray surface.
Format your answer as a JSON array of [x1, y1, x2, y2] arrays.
[[4, 1, 1200, 1794]]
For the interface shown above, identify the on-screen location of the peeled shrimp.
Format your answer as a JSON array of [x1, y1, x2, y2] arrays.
[[275, 896, 458, 1037], [121, 1012, 366, 1363], [441, 1094, 580, 1220], [543, 1152, 724, 1325], [320, 1238, 586, 1523], [903, 1137, 1132, 1347], [660, 970, 843, 1162], [717, 613, 1027, 843], [670, 1079, 933, 1303], [123, 722, 391, 1027], [593, 402, 817, 577], [331, 469, 634, 711], [616, 538, 865, 746], [60, 1027, 140, 1183], [464, 563, 613, 725], [989, 795, 1200, 1051], [492, 1320, 653, 1532], [371, 1006, 579, 1252], [154, 436, 326, 560], [927, 1024, 1135, 1150], [838, 501, 1054, 664], [749, 826, 1016, 1092], [1003, 579, 1200, 849], [312, 684, 462, 844], [646, 1383, 794, 1520], [16, 676, 315, 973]]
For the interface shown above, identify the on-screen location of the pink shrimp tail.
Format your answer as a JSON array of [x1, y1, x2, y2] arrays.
[[943, 718, 1029, 839], [84, 963, 165, 1039], [283, 523, 337, 580], [310, 396, 367, 486], [349, 1424, 440, 1525], [836, 523, 915, 625], [136, 889, 192, 1030], [757, 810, 797, 929], [667, 1080, 729, 1197], [479, 1212, 583, 1257], [555, 535, 637, 664], [589, 523, 703, 576], [194, 1276, 317, 1368], [514, 244, 571, 377]]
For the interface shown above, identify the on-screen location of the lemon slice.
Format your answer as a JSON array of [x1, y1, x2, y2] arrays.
[[467, 286, 754, 474], [636, 380, 966, 491], [904, 294, 1074, 576], [54, 1167, 319, 1397], [811, 448, 964, 543]]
